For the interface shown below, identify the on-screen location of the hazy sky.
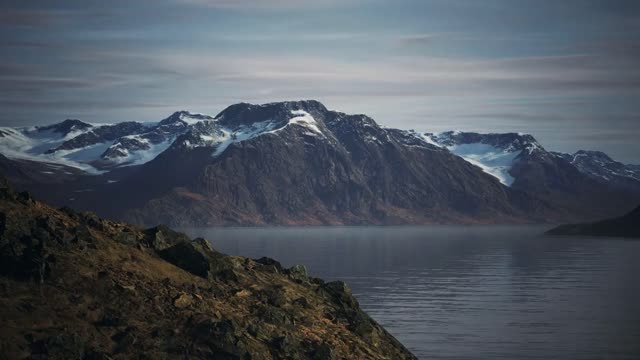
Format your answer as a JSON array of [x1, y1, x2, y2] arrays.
[[1, 0, 639, 162]]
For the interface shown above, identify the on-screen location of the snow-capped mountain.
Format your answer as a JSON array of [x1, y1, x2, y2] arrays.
[[0, 119, 97, 171], [553, 150, 640, 191], [1, 100, 638, 227], [0, 106, 333, 172], [419, 130, 640, 201], [422, 131, 546, 186]]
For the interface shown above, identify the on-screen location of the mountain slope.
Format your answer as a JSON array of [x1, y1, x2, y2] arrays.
[[106, 101, 556, 226], [424, 131, 542, 186], [1, 100, 638, 226], [553, 150, 640, 192], [0, 179, 416, 359], [425, 131, 640, 220]]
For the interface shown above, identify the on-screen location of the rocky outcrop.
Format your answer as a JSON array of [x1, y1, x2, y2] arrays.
[[0, 179, 416, 359]]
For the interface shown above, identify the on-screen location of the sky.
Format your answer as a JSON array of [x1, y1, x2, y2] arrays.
[[1, 0, 639, 163]]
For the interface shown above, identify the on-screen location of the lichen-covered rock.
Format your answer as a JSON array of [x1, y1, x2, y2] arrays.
[[287, 264, 309, 282]]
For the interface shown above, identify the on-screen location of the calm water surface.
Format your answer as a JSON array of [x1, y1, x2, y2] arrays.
[[183, 225, 640, 359]]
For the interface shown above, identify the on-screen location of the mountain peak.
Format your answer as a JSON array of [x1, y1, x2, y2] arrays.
[[259, 100, 328, 112], [214, 100, 328, 129], [38, 119, 93, 135], [573, 150, 611, 160], [159, 111, 213, 126], [427, 131, 541, 153]]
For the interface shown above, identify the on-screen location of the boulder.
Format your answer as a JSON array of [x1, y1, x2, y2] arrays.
[[173, 293, 194, 309], [142, 225, 190, 250], [254, 257, 283, 273], [287, 265, 308, 282], [158, 241, 211, 278]]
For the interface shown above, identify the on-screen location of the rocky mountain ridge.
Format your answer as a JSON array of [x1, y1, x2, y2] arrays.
[[552, 150, 640, 192], [1, 100, 638, 226]]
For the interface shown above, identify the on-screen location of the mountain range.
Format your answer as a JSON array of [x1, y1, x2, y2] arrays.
[[1, 100, 638, 227]]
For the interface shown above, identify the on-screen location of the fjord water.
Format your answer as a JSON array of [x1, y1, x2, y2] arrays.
[[183, 226, 640, 359]]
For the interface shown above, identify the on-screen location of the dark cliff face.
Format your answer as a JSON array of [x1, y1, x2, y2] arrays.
[[0, 180, 416, 359], [509, 150, 638, 220]]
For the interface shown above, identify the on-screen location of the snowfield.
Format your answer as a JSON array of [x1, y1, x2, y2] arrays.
[[447, 143, 520, 186]]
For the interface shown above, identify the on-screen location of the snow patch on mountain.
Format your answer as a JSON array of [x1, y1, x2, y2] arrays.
[[54, 142, 113, 163], [104, 135, 176, 167], [423, 131, 543, 186], [267, 110, 323, 137], [179, 112, 213, 125], [0, 125, 104, 172], [447, 143, 520, 186], [176, 109, 324, 157], [288, 110, 322, 135], [212, 121, 279, 156]]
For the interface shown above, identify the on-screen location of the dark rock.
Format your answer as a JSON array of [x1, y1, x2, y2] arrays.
[[30, 333, 85, 360], [157, 241, 211, 278], [270, 334, 296, 352], [142, 225, 190, 251], [348, 311, 376, 337], [256, 304, 294, 326], [94, 310, 123, 327], [254, 257, 283, 272], [111, 327, 138, 353], [292, 297, 310, 309], [287, 265, 308, 282], [192, 237, 214, 251], [114, 231, 137, 245], [257, 285, 286, 307], [312, 342, 335, 360], [17, 191, 34, 204]]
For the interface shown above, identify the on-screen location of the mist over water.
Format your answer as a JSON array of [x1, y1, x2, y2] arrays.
[[183, 226, 640, 359]]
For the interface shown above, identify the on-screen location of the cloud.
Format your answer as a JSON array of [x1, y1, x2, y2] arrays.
[[177, 0, 365, 9], [145, 50, 640, 99], [0, 10, 53, 27], [394, 34, 437, 46]]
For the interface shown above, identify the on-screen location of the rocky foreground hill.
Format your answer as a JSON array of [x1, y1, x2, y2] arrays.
[[546, 204, 640, 239], [0, 179, 415, 359]]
